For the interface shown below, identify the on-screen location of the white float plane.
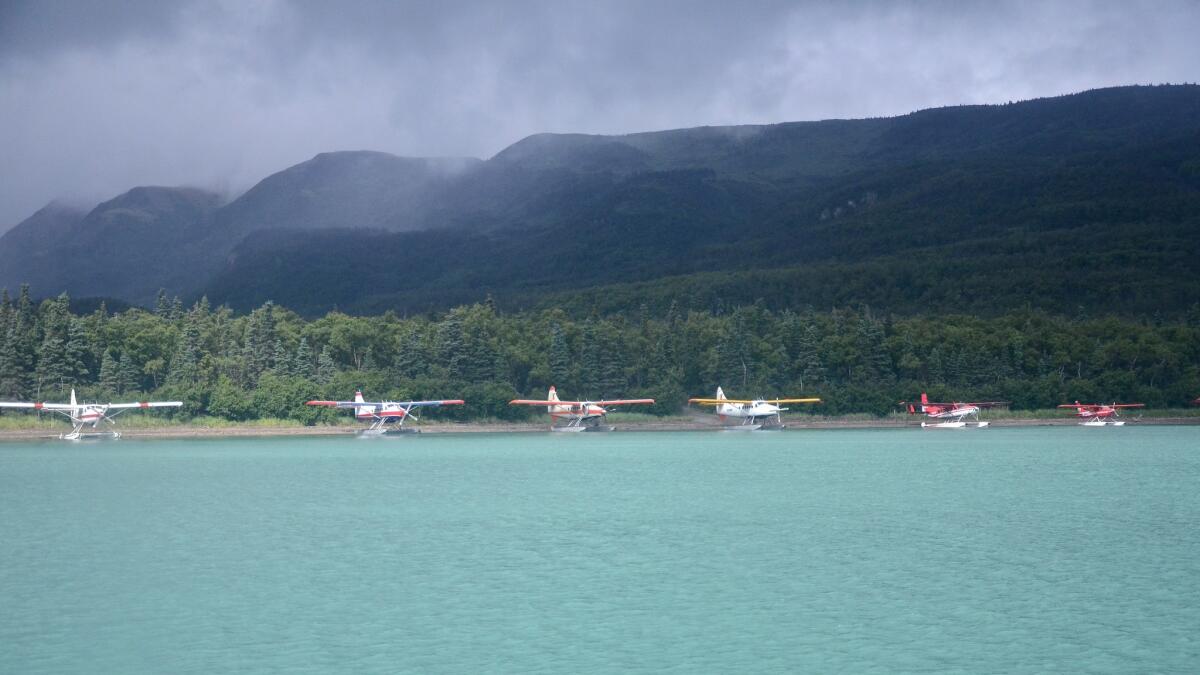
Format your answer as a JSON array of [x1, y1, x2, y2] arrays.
[[688, 387, 820, 430], [0, 389, 182, 440], [306, 390, 465, 434], [509, 386, 655, 431]]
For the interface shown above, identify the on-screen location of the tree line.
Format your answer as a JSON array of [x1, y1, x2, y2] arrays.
[[1, 285, 1198, 424]]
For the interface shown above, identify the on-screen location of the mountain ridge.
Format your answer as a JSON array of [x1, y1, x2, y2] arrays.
[[2, 84, 1198, 315]]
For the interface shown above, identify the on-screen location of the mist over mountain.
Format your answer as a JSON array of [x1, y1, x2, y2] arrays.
[[2, 85, 1198, 315]]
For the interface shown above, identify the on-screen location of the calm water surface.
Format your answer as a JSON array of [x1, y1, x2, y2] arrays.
[[1, 427, 1197, 673]]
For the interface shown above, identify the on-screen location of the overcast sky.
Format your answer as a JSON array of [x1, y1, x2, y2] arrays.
[[1, 0, 1197, 229]]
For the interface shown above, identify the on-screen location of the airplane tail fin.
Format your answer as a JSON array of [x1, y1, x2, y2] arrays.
[[548, 386, 560, 402], [71, 389, 77, 408], [920, 392, 929, 406], [716, 386, 726, 401], [352, 390, 375, 418], [908, 404, 916, 415]]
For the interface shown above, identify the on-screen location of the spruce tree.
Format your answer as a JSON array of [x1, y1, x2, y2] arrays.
[[292, 337, 314, 379], [316, 345, 337, 384], [63, 319, 90, 386], [117, 353, 141, 395], [167, 316, 201, 386], [154, 289, 170, 317], [548, 323, 571, 387], [99, 351, 120, 395], [795, 323, 825, 393], [0, 325, 23, 398]]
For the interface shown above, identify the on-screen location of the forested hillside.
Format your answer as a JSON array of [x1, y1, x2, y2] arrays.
[[204, 85, 1200, 317], [3, 85, 1199, 316], [2, 287, 1196, 423]]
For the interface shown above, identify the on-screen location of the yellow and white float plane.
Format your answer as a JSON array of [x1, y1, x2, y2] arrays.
[[688, 387, 820, 430]]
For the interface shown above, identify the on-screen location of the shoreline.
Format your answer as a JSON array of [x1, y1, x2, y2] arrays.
[[1, 415, 1198, 440]]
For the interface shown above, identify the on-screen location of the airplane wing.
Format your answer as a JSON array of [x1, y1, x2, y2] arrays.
[[689, 398, 819, 405], [592, 399, 655, 406], [106, 401, 184, 409], [0, 401, 77, 410], [308, 399, 464, 408], [510, 399, 583, 406], [1111, 403, 1145, 408]]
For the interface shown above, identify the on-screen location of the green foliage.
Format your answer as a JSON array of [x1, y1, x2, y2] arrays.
[[0, 291, 1196, 424]]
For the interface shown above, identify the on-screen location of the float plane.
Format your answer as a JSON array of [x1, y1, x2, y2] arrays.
[[688, 387, 820, 430], [509, 386, 654, 431], [306, 390, 464, 434], [0, 389, 182, 440], [1058, 401, 1144, 426], [900, 392, 1007, 429]]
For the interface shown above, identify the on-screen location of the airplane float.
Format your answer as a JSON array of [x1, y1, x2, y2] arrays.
[[509, 386, 654, 431], [900, 392, 1007, 429], [1058, 401, 1144, 426], [306, 390, 464, 434], [687, 387, 820, 430], [0, 389, 182, 440]]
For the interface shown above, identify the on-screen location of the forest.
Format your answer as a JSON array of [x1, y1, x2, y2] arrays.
[[2, 284, 1197, 424]]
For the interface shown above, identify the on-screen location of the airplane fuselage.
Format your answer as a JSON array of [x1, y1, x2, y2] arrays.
[[924, 404, 979, 420], [549, 403, 607, 422], [717, 401, 787, 420], [355, 403, 410, 421]]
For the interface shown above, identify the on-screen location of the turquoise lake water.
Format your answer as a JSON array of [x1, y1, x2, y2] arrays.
[[1, 427, 1197, 673]]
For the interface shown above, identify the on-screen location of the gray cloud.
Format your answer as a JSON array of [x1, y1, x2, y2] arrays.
[[1, 0, 1197, 229]]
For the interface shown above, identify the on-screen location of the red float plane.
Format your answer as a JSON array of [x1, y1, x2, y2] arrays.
[[306, 390, 464, 434], [1057, 401, 1144, 426], [0, 388, 182, 440], [510, 386, 654, 431], [900, 392, 1007, 429]]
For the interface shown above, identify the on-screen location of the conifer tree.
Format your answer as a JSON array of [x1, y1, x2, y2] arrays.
[[167, 316, 202, 386], [98, 351, 120, 395], [548, 323, 571, 387], [795, 323, 825, 392], [271, 338, 290, 375], [154, 289, 170, 317], [117, 352, 141, 394], [316, 345, 337, 384], [0, 324, 23, 398], [292, 337, 314, 379]]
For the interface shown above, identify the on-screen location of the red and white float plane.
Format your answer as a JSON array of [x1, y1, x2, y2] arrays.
[[901, 392, 1007, 429], [1058, 401, 1144, 426], [509, 386, 654, 431], [306, 390, 464, 434], [688, 387, 820, 430], [0, 389, 182, 440]]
